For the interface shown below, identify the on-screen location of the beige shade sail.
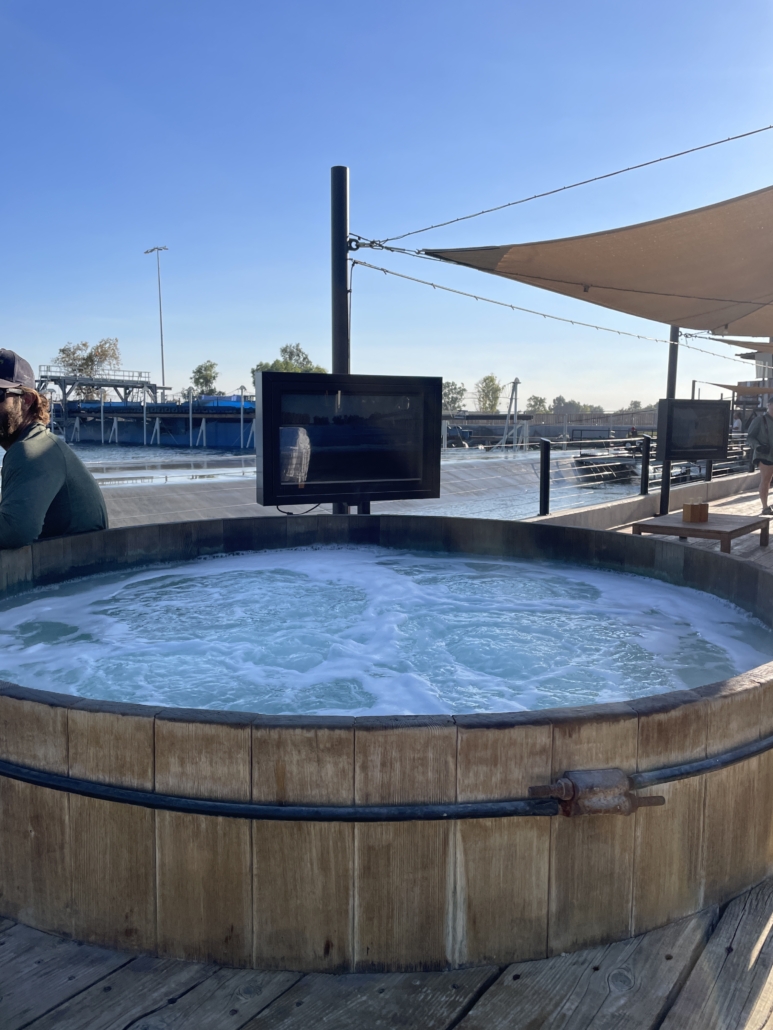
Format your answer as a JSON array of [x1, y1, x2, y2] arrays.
[[712, 383, 772, 395], [426, 185, 773, 336], [707, 336, 773, 353]]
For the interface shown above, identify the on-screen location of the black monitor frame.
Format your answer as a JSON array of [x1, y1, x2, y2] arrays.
[[655, 399, 731, 461], [256, 371, 442, 506]]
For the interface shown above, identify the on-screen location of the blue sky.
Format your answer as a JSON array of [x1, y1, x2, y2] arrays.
[[1, 1, 772, 408]]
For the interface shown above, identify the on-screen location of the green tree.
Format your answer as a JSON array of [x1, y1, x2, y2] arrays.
[[191, 360, 221, 396], [53, 339, 121, 398], [628, 400, 642, 411], [551, 395, 569, 413], [475, 374, 503, 413], [251, 344, 327, 379], [551, 396, 604, 415], [526, 395, 548, 413], [442, 380, 466, 412]]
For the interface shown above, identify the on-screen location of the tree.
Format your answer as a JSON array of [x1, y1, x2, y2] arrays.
[[251, 344, 327, 379], [551, 395, 571, 414], [442, 380, 466, 412], [53, 339, 121, 398], [191, 360, 221, 396], [475, 374, 503, 413], [628, 400, 642, 411], [526, 395, 548, 413], [551, 396, 604, 415]]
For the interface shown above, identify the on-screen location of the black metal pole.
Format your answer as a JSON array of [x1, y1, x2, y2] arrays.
[[640, 434, 651, 495], [659, 325, 679, 515], [539, 438, 551, 516], [666, 325, 679, 399], [331, 165, 350, 514], [331, 166, 350, 376], [705, 460, 713, 482]]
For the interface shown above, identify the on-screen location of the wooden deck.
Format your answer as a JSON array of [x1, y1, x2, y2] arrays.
[[5, 878, 773, 1029]]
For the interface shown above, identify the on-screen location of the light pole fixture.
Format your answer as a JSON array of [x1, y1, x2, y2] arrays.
[[144, 245, 168, 390]]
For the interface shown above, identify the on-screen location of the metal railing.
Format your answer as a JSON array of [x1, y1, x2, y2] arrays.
[[38, 365, 152, 383], [537, 435, 751, 517]]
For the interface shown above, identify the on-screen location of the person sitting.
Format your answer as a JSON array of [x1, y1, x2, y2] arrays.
[[747, 398, 773, 515], [0, 349, 108, 549]]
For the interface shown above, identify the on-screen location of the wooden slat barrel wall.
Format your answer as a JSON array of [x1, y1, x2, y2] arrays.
[[0, 515, 772, 972]]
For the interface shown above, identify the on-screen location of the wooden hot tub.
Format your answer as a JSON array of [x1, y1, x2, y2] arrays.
[[0, 515, 771, 972]]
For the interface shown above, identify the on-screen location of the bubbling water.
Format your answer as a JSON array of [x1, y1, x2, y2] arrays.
[[0, 546, 771, 715]]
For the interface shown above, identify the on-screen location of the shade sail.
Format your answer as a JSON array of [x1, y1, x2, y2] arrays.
[[711, 383, 772, 395], [426, 185, 773, 336]]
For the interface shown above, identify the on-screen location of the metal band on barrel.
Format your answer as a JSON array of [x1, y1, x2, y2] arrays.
[[1, 729, 770, 821]]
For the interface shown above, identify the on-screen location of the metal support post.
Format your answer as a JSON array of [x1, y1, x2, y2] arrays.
[[240, 386, 245, 449], [640, 434, 651, 495], [188, 389, 193, 448], [659, 325, 680, 516], [143, 387, 147, 446], [331, 165, 350, 514], [705, 460, 713, 482], [100, 393, 104, 445], [331, 165, 350, 376], [539, 438, 551, 516], [358, 501, 371, 515]]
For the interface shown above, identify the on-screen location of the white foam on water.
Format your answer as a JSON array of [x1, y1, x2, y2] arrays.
[[0, 545, 771, 715]]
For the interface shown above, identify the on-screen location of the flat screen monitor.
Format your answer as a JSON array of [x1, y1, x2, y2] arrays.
[[655, 399, 730, 461], [256, 372, 442, 506]]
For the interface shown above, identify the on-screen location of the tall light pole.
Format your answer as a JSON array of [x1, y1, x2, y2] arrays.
[[144, 245, 168, 390]]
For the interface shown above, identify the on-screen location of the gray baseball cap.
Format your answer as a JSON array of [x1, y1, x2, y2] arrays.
[[0, 350, 35, 390]]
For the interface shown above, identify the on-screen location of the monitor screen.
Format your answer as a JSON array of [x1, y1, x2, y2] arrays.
[[656, 399, 730, 461], [257, 372, 441, 505]]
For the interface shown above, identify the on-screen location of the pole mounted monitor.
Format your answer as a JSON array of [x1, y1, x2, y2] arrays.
[[255, 371, 442, 507], [655, 399, 731, 462]]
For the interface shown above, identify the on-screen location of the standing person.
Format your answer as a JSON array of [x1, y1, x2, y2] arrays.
[[0, 349, 108, 549], [747, 399, 773, 515], [732, 411, 743, 433]]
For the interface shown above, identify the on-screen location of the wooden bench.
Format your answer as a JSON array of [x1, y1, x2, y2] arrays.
[[631, 513, 770, 553]]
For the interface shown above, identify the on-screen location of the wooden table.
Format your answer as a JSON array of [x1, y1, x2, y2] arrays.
[[631, 513, 770, 553]]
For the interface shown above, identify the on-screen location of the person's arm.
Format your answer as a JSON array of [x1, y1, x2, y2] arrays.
[[0, 442, 66, 549], [747, 416, 763, 450]]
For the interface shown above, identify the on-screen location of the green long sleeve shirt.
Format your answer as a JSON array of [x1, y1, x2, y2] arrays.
[[0, 423, 108, 549]]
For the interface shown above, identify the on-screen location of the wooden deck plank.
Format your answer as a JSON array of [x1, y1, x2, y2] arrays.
[[661, 879, 773, 1029], [457, 908, 716, 1029], [241, 966, 499, 1029], [0, 925, 132, 1030], [105, 967, 302, 1030], [0, 922, 92, 968], [23, 955, 215, 1030]]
